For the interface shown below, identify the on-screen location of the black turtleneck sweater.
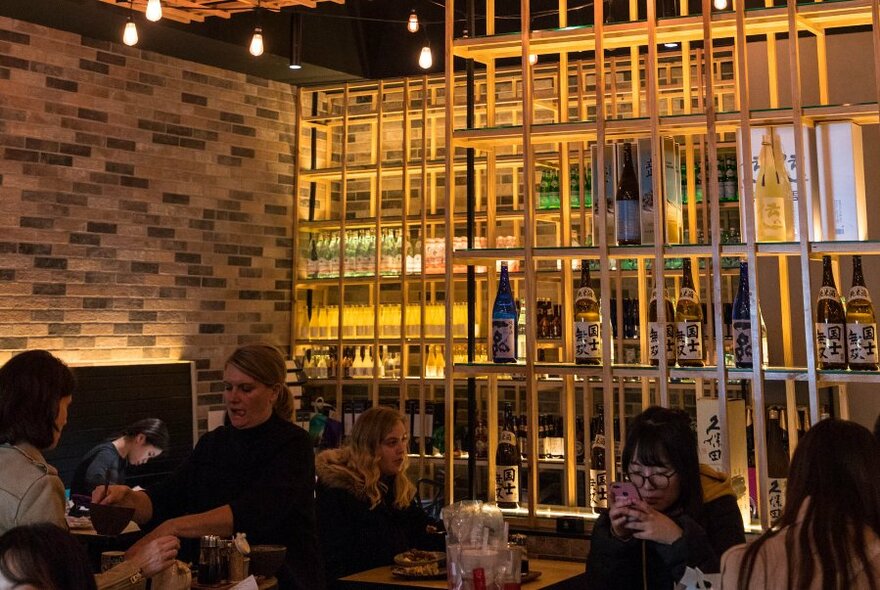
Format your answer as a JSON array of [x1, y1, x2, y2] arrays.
[[147, 413, 324, 590]]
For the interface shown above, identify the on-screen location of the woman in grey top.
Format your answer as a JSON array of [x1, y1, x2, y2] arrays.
[[0, 350, 179, 589]]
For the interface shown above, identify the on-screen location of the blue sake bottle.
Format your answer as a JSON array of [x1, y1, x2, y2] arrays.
[[492, 262, 518, 363]]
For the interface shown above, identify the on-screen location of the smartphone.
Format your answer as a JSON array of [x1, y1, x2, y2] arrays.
[[609, 481, 640, 504]]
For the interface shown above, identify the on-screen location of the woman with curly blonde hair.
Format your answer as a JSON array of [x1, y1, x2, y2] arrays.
[[316, 406, 441, 586]]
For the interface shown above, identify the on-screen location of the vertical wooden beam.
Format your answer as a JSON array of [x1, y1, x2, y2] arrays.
[[701, 0, 731, 477], [443, 0, 456, 507], [732, 0, 771, 531], [785, 0, 820, 431], [520, 0, 539, 526], [593, 0, 616, 488]]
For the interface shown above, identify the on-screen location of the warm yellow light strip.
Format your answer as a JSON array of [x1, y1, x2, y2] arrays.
[[95, 0, 338, 23]]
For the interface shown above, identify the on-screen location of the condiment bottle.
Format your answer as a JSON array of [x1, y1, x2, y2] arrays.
[[198, 535, 221, 584]]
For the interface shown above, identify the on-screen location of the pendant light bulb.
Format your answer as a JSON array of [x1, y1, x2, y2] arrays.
[[249, 27, 264, 56], [664, 42, 679, 48], [528, 53, 538, 66], [407, 10, 419, 33], [123, 19, 139, 46], [418, 45, 432, 69], [713, 0, 728, 9], [146, 0, 162, 22]]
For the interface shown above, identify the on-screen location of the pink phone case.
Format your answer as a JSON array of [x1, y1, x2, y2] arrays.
[[609, 481, 640, 503]]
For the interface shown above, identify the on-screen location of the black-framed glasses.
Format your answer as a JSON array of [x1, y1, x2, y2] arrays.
[[626, 470, 677, 489]]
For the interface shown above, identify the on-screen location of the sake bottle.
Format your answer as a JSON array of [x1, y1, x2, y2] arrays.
[[675, 258, 705, 367], [615, 143, 641, 245], [846, 255, 878, 370], [492, 262, 518, 363], [516, 299, 527, 363], [648, 281, 676, 366], [495, 403, 521, 509], [732, 261, 768, 368], [723, 155, 738, 202], [434, 344, 446, 378], [754, 135, 795, 242], [816, 256, 846, 370], [766, 406, 790, 523], [574, 262, 602, 365], [589, 405, 607, 511]]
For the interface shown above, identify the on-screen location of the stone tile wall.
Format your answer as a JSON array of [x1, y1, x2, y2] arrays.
[[0, 16, 296, 428]]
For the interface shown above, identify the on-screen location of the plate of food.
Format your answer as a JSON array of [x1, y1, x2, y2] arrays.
[[393, 549, 445, 567], [391, 562, 445, 580]]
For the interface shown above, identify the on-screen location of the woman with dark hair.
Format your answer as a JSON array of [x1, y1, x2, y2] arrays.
[[721, 418, 880, 589], [0, 350, 179, 589], [94, 343, 324, 590], [0, 523, 97, 590], [70, 418, 170, 497], [585, 406, 745, 589], [316, 406, 442, 587]]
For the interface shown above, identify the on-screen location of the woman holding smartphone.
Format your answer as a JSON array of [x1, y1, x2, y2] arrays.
[[585, 406, 745, 590]]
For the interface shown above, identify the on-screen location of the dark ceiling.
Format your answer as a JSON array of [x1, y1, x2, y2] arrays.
[[0, 0, 451, 85], [0, 0, 848, 87]]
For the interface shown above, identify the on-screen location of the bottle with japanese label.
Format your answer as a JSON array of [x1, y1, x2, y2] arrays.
[[496, 403, 520, 509], [615, 143, 641, 245], [537, 415, 547, 459], [766, 406, 789, 523], [576, 417, 585, 463], [732, 261, 768, 368], [474, 413, 488, 459], [516, 299, 527, 363], [816, 255, 846, 370], [649, 281, 676, 366], [675, 258, 705, 367], [754, 135, 795, 242], [722, 155, 738, 202], [548, 416, 564, 459], [517, 414, 528, 459], [589, 406, 607, 511], [538, 170, 550, 209], [308, 236, 319, 278], [575, 261, 602, 365], [492, 262, 518, 363], [846, 255, 878, 371]]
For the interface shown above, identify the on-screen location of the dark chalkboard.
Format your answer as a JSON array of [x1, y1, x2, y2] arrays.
[[44, 361, 195, 492]]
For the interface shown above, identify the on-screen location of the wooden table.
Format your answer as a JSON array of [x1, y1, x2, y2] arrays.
[[69, 519, 142, 573], [338, 558, 585, 589], [192, 576, 278, 589]]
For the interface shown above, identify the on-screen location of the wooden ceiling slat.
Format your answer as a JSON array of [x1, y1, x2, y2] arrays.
[[95, 0, 337, 23]]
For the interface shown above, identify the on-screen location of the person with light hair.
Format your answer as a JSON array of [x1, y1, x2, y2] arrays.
[[316, 406, 442, 586], [94, 343, 324, 590]]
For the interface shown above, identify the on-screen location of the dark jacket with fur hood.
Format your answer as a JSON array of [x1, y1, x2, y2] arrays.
[[315, 449, 441, 586]]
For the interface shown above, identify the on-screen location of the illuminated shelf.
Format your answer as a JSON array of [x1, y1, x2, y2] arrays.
[[452, 0, 872, 63], [452, 103, 880, 150], [452, 240, 880, 264]]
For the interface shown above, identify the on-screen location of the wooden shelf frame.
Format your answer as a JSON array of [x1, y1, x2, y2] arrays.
[[293, 0, 879, 530], [440, 0, 880, 531]]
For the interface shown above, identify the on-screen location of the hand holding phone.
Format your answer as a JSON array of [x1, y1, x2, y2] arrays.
[[609, 481, 640, 505]]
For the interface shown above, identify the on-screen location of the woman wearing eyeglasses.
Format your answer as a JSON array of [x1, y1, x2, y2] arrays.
[[585, 406, 745, 589]]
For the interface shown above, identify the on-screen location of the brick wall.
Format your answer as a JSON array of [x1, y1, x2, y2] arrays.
[[0, 16, 297, 428]]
